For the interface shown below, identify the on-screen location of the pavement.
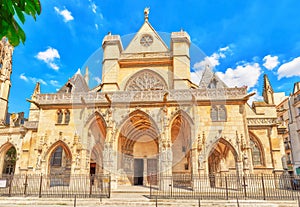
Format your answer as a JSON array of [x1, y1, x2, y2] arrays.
[[0, 186, 298, 207]]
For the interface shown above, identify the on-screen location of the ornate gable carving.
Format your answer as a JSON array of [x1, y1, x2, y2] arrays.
[[125, 69, 167, 91]]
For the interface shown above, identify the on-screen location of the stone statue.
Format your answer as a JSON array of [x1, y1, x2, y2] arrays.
[[220, 157, 227, 171], [243, 152, 249, 169], [144, 7, 150, 21], [36, 154, 41, 168], [198, 154, 204, 169], [75, 152, 80, 166]]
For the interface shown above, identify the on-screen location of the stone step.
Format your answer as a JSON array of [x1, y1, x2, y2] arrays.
[[0, 196, 298, 207]]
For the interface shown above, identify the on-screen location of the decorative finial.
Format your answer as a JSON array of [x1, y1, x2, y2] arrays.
[[144, 7, 150, 21]]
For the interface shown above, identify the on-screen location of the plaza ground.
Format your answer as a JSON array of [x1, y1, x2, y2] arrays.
[[0, 186, 298, 207]]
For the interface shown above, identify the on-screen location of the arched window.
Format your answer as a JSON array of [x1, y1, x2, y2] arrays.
[[57, 110, 63, 124], [218, 105, 227, 121], [250, 139, 263, 166], [64, 110, 70, 124], [66, 83, 72, 93], [208, 79, 217, 89], [210, 106, 218, 121], [50, 146, 63, 166], [3, 146, 16, 174], [211, 105, 227, 122]]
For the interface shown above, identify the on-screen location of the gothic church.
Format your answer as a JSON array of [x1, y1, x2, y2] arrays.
[[0, 10, 285, 188]]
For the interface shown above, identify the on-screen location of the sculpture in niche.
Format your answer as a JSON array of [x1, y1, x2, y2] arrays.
[[125, 69, 167, 91], [36, 153, 42, 168]]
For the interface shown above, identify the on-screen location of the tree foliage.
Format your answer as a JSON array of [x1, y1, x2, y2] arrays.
[[0, 0, 41, 46]]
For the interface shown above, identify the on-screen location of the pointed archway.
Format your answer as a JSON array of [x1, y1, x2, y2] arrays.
[[208, 138, 238, 175], [0, 143, 17, 175], [170, 112, 192, 175], [87, 112, 106, 176], [47, 141, 72, 186], [118, 110, 159, 186]]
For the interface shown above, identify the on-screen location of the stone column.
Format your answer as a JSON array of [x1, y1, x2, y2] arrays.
[[143, 158, 148, 186], [159, 141, 173, 191], [103, 141, 117, 189]]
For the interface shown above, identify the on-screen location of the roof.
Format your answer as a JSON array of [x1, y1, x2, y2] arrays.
[[58, 69, 89, 93], [199, 65, 228, 89]]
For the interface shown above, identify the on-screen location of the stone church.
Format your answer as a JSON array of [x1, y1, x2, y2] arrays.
[[0, 9, 285, 188]]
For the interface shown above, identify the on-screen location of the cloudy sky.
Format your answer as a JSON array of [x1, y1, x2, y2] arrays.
[[10, 0, 300, 115]]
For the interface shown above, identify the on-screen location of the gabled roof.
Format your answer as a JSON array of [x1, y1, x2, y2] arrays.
[[199, 65, 228, 89], [58, 69, 89, 93], [123, 20, 169, 53]]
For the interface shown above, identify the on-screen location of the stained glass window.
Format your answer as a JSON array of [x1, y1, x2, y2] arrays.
[[250, 139, 262, 166]]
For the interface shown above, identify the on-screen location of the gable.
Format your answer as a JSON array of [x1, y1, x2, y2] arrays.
[[199, 65, 228, 89], [58, 70, 89, 93], [123, 21, 169, 53]]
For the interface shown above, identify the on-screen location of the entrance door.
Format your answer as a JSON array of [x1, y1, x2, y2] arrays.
[[134, 159, 144, 185]]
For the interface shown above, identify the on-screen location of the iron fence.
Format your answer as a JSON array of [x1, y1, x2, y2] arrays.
[[0, 174, 111, 198], [150, 174, 300, 200]]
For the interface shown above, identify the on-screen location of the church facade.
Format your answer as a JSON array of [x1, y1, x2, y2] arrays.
[[0, 11, 285, 188]]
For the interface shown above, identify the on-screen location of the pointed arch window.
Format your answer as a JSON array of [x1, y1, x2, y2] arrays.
[[64, 110, 70, 124], [57, 110, 63, 124], [211, 105, 227, 122], [56, 109, 70, 125], [218, 105, 227, 121], [250, 139, 263, 166], [208, 79, 217, 89], [50, 146, 63, 166], [3, 146, 16, 174], [210, 106, 218, 121], [66, 83, 72, 93]]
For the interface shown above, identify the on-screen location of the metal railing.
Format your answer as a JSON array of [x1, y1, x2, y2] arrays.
[[0, 174, 111, 198], [150, 174, 300, 200]]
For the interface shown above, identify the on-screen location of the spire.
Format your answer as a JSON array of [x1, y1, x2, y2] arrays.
[[262, 74, 274, 105], [84, 66, 89, 86], [144, 7, 150, 21], [0, 37, 13, 125], [32, 82, 41, 99], [76, 68, 81, 75]]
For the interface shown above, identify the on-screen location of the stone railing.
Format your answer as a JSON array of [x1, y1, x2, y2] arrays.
[[24, 121, 39, 130], [0, 126, 23, 134], [35, 87, 248, 105], [120, 52, 172, 59], [247, 118, 277, 126]]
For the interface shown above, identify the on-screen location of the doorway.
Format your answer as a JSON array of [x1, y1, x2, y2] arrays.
[[134, 159, 144, 185]]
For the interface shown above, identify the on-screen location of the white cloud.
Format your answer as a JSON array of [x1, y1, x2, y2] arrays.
[[191, 46, 231, 84], [95, 24, 98, 30], [99, 13, 104, 20], [50, 80, 60, 87], [91, 3, 97, 13], [277, 57, 300, 79], [19, 73, 47, 85], [35, 47, 60, 70], [19, 73, 28, 82], [263, 55, 280, 70], [93, 77, 101, 84], [29, 77, 47, 85], [190, 70, 205, 85], [49, 62, 59, 70], [247, 89, 263, 105], [216, 62, 261, 88], [54, 7, 74, 22]]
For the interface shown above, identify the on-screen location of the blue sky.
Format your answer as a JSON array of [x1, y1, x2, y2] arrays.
[[9, 0, 300, 116]]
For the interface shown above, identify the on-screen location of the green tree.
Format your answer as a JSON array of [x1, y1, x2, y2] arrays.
[[0, 0, 41, 46]]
